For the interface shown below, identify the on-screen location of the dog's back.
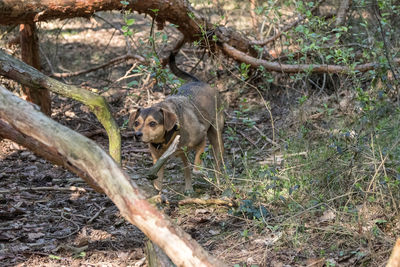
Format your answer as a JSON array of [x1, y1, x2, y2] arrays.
[[167, 52, 224, 174], [168, 53, 222, 127]]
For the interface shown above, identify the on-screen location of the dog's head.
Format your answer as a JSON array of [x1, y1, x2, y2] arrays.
[[128, 107, 177, 143]]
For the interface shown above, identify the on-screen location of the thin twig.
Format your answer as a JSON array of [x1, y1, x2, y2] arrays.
[[252, 125, 279, 147], [0, 24, 17, 40], [51, 54, 145, 78], [0, 186, 89, 194], [177, 198, 236, 207], [251, 0, 326, 46], [93, 13, 134, 53], [56, 211, 81, 239], [372, 0, 400, 102], [87, 207, 106, 224]]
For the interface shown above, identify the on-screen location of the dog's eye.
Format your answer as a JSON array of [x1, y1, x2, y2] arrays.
[[134, 121, 140, 127], [149, 121, 157, 127]]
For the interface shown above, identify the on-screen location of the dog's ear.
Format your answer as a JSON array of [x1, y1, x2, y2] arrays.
[[161, 109, 177, 131], [128, 108, 141, 128]]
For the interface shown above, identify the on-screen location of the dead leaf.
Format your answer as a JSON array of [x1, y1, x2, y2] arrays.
[[253, 231, 282, 246], [318, 210, 336, 223], [0, 232, 15, 241], [195, 209, 209, 215], [27, 232, 45, 240], [209, 229, 220, 236], [65, 110, 76, 118]]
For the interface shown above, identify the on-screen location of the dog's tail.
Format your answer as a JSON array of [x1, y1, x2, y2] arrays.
[[169, 52, 200, 82]]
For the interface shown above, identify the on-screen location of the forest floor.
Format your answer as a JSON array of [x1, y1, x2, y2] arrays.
[[0, 8, 398, 267]]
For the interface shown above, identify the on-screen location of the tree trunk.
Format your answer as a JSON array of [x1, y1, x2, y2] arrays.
[[19, 21, 51, 115], [0, 84, 226, 267], [0, 50, 121, 164]]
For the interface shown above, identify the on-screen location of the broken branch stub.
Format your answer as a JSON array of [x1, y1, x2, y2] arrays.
[[147, 135, 181, 180]]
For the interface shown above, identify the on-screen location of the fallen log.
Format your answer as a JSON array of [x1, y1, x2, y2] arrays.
[[2, 0, 395, 75]]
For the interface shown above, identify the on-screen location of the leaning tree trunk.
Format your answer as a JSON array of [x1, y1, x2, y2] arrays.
[[19, 21, 51, 115], [0, 50, 121, 164], [0, 84, 226, 267]]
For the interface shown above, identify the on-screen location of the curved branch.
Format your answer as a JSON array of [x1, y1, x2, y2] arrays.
[[0, 50, 121, 164], [221, 42, 400, 74]]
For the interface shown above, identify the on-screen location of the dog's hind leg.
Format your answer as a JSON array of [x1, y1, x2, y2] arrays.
[[207, 124, 224, 185], [193, 139, 206, 174]]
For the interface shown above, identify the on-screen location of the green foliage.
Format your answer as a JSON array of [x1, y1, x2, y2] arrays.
[[230, 199, 269, 221], [48, 255, 62, 260]]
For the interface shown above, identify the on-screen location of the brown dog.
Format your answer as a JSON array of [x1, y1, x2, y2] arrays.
[[129, 52, 224, 194]]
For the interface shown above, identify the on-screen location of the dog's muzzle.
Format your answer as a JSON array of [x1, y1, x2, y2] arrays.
[[134, 131, 143, 141]]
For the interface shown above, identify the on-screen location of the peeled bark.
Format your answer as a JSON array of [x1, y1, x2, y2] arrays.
[[0, 50, 121, 164], [0, 84, 226, 267]]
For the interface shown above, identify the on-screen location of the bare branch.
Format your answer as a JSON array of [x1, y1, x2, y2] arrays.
[[51, 54, 146, 78], [147, 135, 181, 180], [221, 42, 400, 74]]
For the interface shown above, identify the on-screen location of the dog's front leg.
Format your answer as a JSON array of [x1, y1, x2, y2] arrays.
[[193, 139, 206, 174], [178, 153, 193, 195]]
